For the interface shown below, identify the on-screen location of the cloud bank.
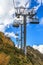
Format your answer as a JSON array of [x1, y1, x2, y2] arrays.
[[0, 0, 13, 32], [5, 32, 18, 38], [33, 45, 43, 54]]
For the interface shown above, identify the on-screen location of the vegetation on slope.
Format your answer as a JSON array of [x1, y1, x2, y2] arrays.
[[0, 32, 43, 65]]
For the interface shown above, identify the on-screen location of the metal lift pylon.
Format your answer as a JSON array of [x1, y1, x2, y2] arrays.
[[13, 0, 39, 56]]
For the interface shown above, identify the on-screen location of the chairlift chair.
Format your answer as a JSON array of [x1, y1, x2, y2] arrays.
[[29, 17, 39, 24], [15, 33, 19, 36], [13, 23, 20, 27]]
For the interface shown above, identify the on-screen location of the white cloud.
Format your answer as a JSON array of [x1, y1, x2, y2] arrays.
[[33, 4, 41, 12], [0, 17, 14, 32], [0, 0, 14, 32], [0, 25, 6, 32], [9, 8, 15, 16], [5, 32, 18, 38], [15, 44, 21, 48], [0, 6, 5, 16], [40, 17, 43, 24], [0, 0, 13, 16], [35, 0, 43, 4], [33, 45, 43, 54], [3, 18, 13, 26]]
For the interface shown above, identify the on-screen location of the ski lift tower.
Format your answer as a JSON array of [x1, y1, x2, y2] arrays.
[[13, 0, 39, 55]]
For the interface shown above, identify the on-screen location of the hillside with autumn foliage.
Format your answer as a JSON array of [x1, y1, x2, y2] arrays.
[[0, 32, 43, 65]]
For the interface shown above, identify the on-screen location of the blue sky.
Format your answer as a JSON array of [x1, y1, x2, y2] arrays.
[[0, 0, 43, 49], [26, 24, 43, 46], [5, 0, 43, 46], [26, 0, 43, 46]]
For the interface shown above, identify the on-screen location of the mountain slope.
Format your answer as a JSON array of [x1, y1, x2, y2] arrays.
[[0, 32, 14, 46], [27, 46, 43, 65], [0, 32, 43, 65]]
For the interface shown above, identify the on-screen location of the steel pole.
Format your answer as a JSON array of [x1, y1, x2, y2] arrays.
[[24, 15, 26, 55]]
